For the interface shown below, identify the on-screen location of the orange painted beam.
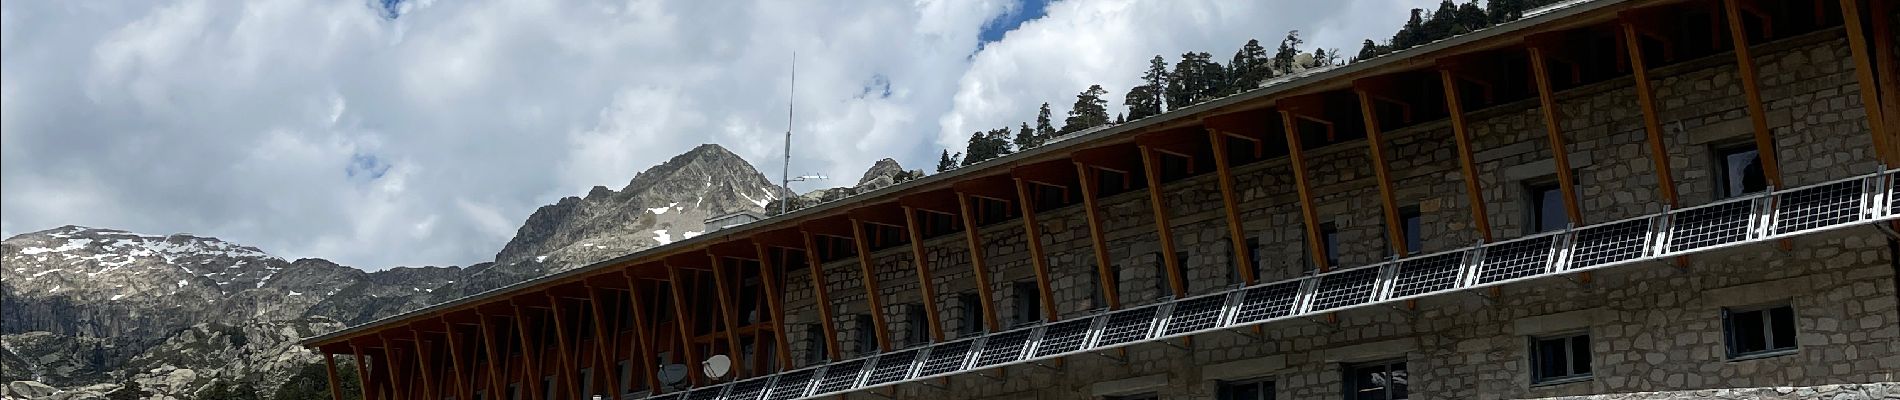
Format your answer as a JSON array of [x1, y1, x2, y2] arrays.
[[954, 192, 1002, 332], [849, 219, 894, 352], [753, 244, 795, 370], [799, 231, 844, 361], [584, 285, 624, 399], [1136, 147, 1187, 297], [1072, 163, 1124, 307], [1722, 0, 1784, 188], [1621, 16, 1681, 206], [1354, 87, 1408, 256], [1528, 44, 1585, 225], [1278, 109, 1331, 272], [1874, 0, 1899, 162], [477, 312, 509, 400], [901, 206, 948, 342], [512, 306, 546, 400], [707, 254, 746, 377], [1012, 178, 1061, 322], [663, 263, 703, 386], [620, 273, 660, 394], [1841, 0, 1892, 164], [544, 295, 581, 399], [378, 333, 406, 400], [438, 317, 472, 400], [1438, 68, 1495, 242], [323, 352, 345, 400], [350, 345, 375, 400], [409, 329, 437, 400], [1206, 129, 1257, 285]]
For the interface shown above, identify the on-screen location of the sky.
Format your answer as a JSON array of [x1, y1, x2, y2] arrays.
[[1, 0, 1434, 270]]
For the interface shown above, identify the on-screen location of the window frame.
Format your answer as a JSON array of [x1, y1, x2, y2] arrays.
[[1341, 359, 1407, 400], [1722, 303, 1799, 360], [1399, 206, 1422, 254], [1527, 332, 1593, 385], [1712, 141, 1767, 199], [1216, 377, 1276, 400], [1012, 281, 1041, 327], [957, 292, 984, 337]]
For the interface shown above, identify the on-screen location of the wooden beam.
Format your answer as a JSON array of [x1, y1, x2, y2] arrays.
[[509, 303, 547, 400], [707, 254, 745, 377], [663, 263, 703, 386], [1842, 0, 1893, 164], [902, 206, 948, 342], [1354, 88, 1409, 256], [620, 273, 661, 394], [753, 244, 795, 370], [1439, 68, 1496, 242], [1529, 44, 1586, 225], [1874, 0, 1900, 162], [584, 285, 625, 399], [544, 294, 581, 399], [439, 317, 472, 400], [954, 192, 1002, 332], [411, 329, 439, 400], [378, 334, 406, 400], [1621, 17, 1681, 206], [1206, 129, 1257, 285], [1012, 177, 1061, 322], [1072, 163, 1124, 308], [323, 352, 345, 400], [1278, 109, 1332, 272], [848, 219, 894, 352], [1136, 147, 1187, 297], [350, 345, 375, 400], [1722, 0, 1784, 188], [799, 231, 844, 361], [476, 312, 509, 400]]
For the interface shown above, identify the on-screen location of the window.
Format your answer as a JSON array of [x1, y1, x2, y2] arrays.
[[957, 292, 984, 336], [1715, 144, 1768, 198], [1530, 333, 1592, 384], [1152, 252, 1185, 297], [1343, 360, 1407, 400], [1228, 236, 1260, 285], [854, 314, 877, 354], [1400, 206, 1422, 254], [1724, 304, 1797, 358], [1218, 378, 1275, 400], [806, 324, 827, 364], [904, 304, 929, 347], [1108, 393, 1159, 400], [1315, 223, 1339, 269], [1526, 180, 1568, 234], [1012, 281, 1041, 327]]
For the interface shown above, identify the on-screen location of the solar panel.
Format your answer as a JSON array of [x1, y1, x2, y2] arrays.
[[972, 328, 1036, 368], [1775, 179, 1864, 234], [646, 394, 682, 400], [1889, 173, 1898, 215], [763, 369, 816, 400], [724, 376, 775, 400], [1161, 293, 1228, 336], [810, 359, 868, 394], [1568, 217, 1652, 269], [863, 349, 921, 386], [1389, 251, 1467, 298], [1093, 306, 1159, 347], [685, 384, 728, 400], [1667, 199, 1754, 253], [1229, 280, 1304, 324], [1473, 235, 1556, 284], [1031, 318, 1096, 358], [1307, 266, 1382, 312], [915, 339, 978, 378]]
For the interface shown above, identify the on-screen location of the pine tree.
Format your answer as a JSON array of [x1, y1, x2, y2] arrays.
[[1226, 39, 1271, 95], [1487, 0, 1524, 24], [1013, 122, 1037, 150], [937, 149, 958, 172], [1034, 102, 1058, 143], [1125, 55, 1169, 119], [990, 127, 1015, 157], [1354, 39, 1387, 62], [1423, 0, 1459, 41], [1271, 31, 1304, 75], [1393, 9, 1428, 50], [1061, 85, 1111, 134], [1166, 52, 1223, 110], [1456, 1, 1490, 33], [962, 131, 991, 166], [1310, 48, 1338, 68], [1116, 113, 1126, 124]]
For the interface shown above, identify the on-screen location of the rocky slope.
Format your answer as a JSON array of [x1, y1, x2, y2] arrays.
[[765, 158, 922, 215]]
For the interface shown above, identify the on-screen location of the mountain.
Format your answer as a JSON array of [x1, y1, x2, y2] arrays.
[[765, 158, 922, 215], [0, 143, 819, 399]]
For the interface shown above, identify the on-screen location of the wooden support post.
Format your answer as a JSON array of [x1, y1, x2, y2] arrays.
[[663, 263, 703, 386], [1439, 68, 1496, 242], [477, 312, 509, 400], [584, 285, 625, 400], [1529, 45, 1586, 225], [754, 244, 796, 370], [849, 219, 895, 352], [1073, 163, 1124, 307], [955, 193, 1003, 331], [1842, 0, 1893, 164], [545, 295, 581, 399], [1012, 178, 1062, 322], [800, 231, 844, 361], [350, 346, 375, 400], [1137, 147, 1187, 298], [1279, 110, 1332, 272], [323, 352, 345, 400], [439, 318, 472, 400], [409, 330, 437, 400], [378, 334, 406, 400], [1722, 0, 1785, 188], [1355, 90, 1409, 256], [1207, 130, 1257, 285], [902, 206, 948, 342], [1874, 0, 1899, 162], [620, 273, 661, 394], [510, 303, 547, 400], [707, 254, 746, 376], [1621, 18, 1681, 206]]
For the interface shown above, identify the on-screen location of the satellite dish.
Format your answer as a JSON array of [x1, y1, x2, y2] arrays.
[[702, 354, 733, 379], [657, 364, 688, 385]]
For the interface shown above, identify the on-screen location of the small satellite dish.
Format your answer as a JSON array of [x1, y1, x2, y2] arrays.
[[702, 354, 733, 379], [657, 364, 688, 385]]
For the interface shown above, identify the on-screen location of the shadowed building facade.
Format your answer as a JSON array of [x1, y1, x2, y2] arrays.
[[301, 0, 1900, 399]]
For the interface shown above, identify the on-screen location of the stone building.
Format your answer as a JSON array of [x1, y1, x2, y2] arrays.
[[301, 0, 1900, 399]]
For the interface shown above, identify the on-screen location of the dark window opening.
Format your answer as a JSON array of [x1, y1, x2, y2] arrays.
[[1400, 206, 1422, 254], [1012, 281, 1041, 327], [1531, 333, 1593, 384], [1724, 304, 1797, 358], [1317, 223, 1339, 269], [1526, 179, 1568, 234], [1094, 168, 1143, 197], [973, 197, 1016, 226], [854, 314, 877, 354], [957, 292, 983, 337], [806, 323, 827, 364], [1344, 360, 1408, 400], [1107, 394, 1159, 400], [1715, 143, 1768, 199], [1031, 182, 1072, 212], [904, 304, 929, 347], [1218, 378, 1275, 400], [919, 210, 962, 238], [1159, 152, 1195, 182]]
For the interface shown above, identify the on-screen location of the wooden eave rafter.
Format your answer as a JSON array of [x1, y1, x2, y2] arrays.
[[1011, 162, 1078, 188], [898, 190, 962, 215], [847, 206, 909, 228], [1070, 144, 1142, 174]]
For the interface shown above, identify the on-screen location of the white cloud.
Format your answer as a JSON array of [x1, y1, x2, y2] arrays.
[[2, 0, 1427, 270]]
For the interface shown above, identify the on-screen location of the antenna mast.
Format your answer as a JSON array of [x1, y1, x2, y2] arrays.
[[781, 52, 795, 215]]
